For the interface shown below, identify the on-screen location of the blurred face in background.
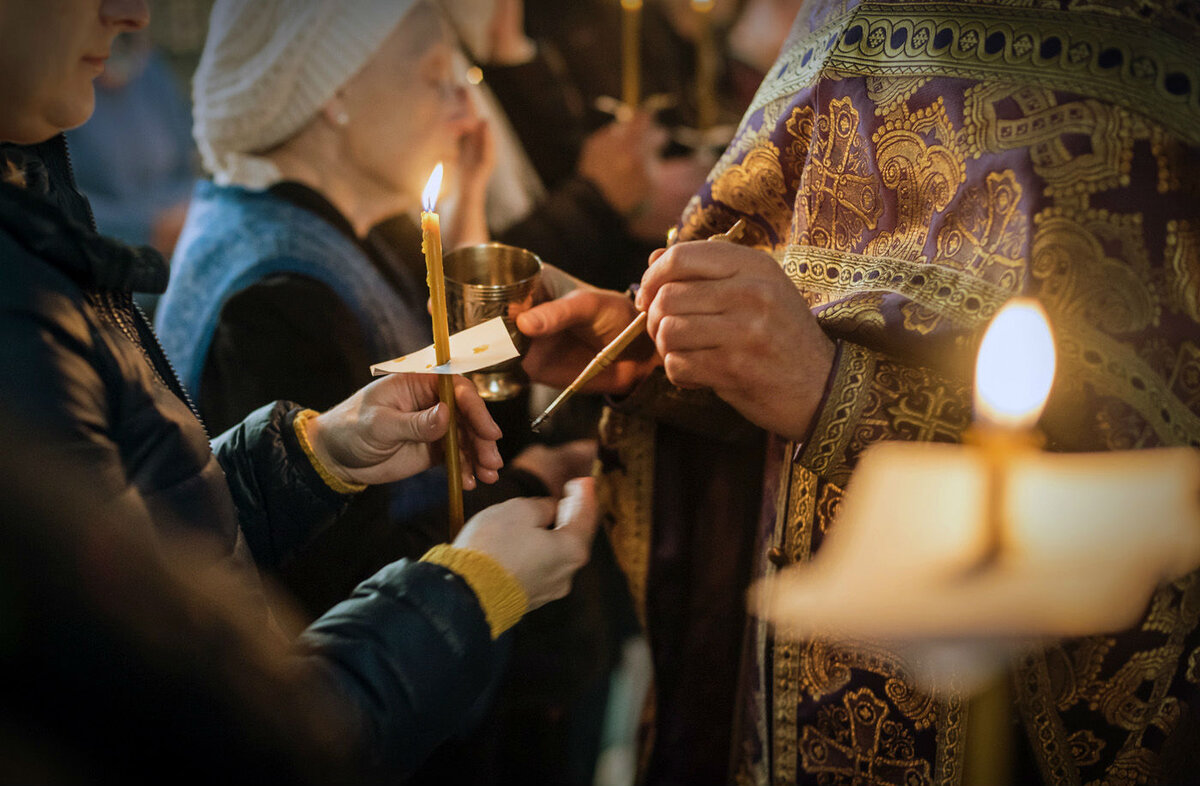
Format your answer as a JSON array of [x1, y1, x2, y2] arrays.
[[334, 4, 474, 202], [0, 0, 148, 144]]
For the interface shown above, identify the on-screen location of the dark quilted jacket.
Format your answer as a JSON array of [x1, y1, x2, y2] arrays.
[[0, 136, 502, 781]]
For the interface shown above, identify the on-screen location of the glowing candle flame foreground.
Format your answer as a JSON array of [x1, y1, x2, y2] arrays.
[[422, 162, 443, 213], [974, 298, 1056, 430]]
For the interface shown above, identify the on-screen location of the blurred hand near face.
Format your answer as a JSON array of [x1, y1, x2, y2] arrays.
[[578, 112, 668, 218], [485, 0, 536, 65], [449, 115, 495, 247]]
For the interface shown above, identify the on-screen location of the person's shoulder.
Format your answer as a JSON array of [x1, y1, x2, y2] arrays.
[[221, 272, 352, 330], [227, 272, 342, 307], [176, 183, 352, 269], [0, 222, 87, 315]]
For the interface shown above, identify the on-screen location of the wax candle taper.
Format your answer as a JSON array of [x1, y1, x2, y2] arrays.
[[530, 219, 746, 431], [691, 0, 717, 130], [621, 0, 642, 109], [962, 297, 1054, 786], [421, 163, 465, 536], [967, 298, 1056, 569]]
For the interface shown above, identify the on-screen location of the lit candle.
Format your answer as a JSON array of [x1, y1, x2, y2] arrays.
[[692, 0, 717, 130], [421, 163, 465, 536], [621, 0, 642, 109], [969, 298, 1056, 568], [974, 299, 1056, 431], [749, 297, 1200, 784], [962, 298, 1056, 785]]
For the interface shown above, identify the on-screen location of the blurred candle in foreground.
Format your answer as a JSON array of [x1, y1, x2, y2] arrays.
[[622, 0, 643, 108], [964, 297, 1055, 785], [969, 298, 1056, 569], [974, 298, 1056, 431], [421, 163, 465, 536]]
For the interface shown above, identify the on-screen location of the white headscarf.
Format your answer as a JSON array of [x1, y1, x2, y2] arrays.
[[192, 0, 417, 188]]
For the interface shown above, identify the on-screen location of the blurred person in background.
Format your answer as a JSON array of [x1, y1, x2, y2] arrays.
[[64, 28, 196, 318], [0, 0, 599, 780], [444, 0, 712, 295], [157, 0, 594, 621]]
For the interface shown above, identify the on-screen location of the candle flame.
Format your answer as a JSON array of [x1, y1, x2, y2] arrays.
[[621, 0, 642, 10], [422, 163, 444, 213], [975, 298, 1056, 430]]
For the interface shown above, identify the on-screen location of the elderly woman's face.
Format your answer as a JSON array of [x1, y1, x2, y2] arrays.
[[336, 10, 473, 198], [0, 0, 148, 144]]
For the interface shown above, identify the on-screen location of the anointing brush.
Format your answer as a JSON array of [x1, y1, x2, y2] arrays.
[[531, 219, 747, 431]]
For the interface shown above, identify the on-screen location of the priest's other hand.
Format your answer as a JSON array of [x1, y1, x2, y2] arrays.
[[303, 373, 504, 489], [454, 478, 599, 609], [637, 241, 836, 442], [579, 112, 668, 219], [517, 285, 659, 393]]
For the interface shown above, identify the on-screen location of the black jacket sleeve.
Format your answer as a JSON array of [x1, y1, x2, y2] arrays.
[[1, 431, 505, 785], [212, 401, 349, 573], [297, 560, 505, 778]]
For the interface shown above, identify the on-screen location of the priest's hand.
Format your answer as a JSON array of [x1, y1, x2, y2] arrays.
[[637, 241, 836, 442], [517, 284, 659, 393], [303, 374, 504, 489]]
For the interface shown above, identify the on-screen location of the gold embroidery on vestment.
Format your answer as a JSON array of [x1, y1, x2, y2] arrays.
[[794, 97, 883, 251], [747, 2, 1200, 146], [1166, 220, 1200, 323]]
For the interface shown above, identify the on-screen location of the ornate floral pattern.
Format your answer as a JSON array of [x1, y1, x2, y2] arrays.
[[598, 0, 1200, 783]]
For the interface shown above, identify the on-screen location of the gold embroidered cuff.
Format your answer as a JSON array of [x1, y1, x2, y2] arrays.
[[420, 545, 528, 638], [292, 409, 367, 495]]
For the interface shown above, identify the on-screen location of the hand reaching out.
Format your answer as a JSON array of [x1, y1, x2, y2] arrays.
[[454, 477, 599, 609], [511, 439, 598, 498], [578, 112, 668, 217], [517, 285, 659, 393]]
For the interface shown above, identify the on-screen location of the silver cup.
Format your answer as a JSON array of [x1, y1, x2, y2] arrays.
[[444, 243, 544, 400]]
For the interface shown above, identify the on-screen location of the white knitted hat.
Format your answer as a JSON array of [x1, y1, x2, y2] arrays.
[[193, 0, 417, 187]]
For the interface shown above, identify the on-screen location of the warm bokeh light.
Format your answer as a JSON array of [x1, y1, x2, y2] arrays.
[[422, 162, 444, 213], [691, 0, 715, 11], [974, 298, 1056, 429], [621, 0, 643, 10]]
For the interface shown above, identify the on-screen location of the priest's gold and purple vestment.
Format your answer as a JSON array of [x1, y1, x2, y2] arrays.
[[596, 0, 1200, 783]]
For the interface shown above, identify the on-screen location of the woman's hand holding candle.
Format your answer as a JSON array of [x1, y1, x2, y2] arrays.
[[302, 372, 503, 489]]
